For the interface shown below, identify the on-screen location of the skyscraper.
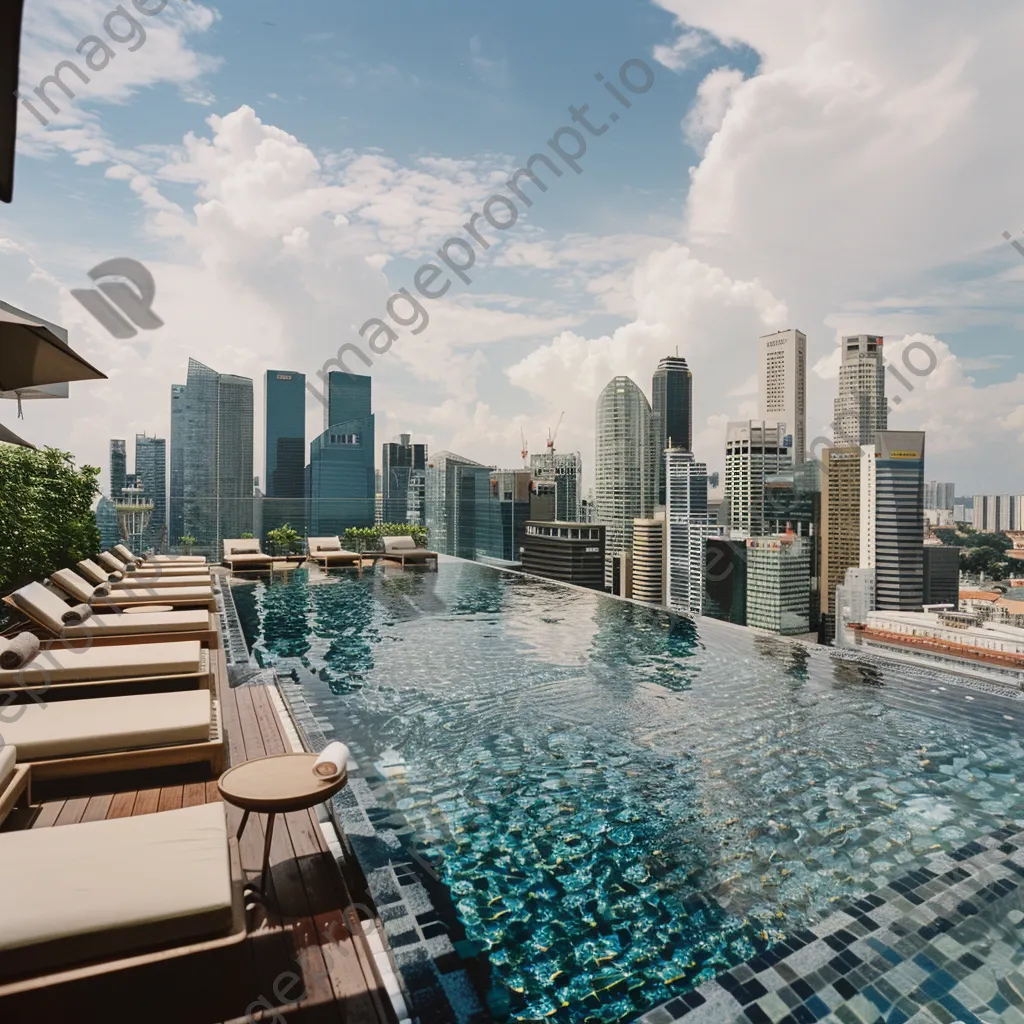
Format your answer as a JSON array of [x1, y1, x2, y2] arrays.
[[745, 532, 812, 635], [309, 372, 374, 535], [424, 450, 492, 556], [834, 335, 887, 447], [724, 421, 791, 537], [382, 433, 427, 524], [109, 439, 126, 498], [820, 445, 862, 633], [594, 376, 657, 588], [168, 384, 186, 546], [665, 449, 716, 616], [860, 431, 925, 611], [923, 480, 955, 510], [652, 354, 693, 503], [264, 370, 306, 539], [529, 451, 582, 522], [758, 330, 806, 464], [631, 517, 665, 604], [182, 358, 254, 554], [134, 433, 166, 551]]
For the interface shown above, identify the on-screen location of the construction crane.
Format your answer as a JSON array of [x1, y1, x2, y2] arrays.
[[546, 411, 565, 458], [520, 427, 528, 466]]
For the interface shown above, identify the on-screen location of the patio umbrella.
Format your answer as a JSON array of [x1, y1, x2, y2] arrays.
[[0, 304, 107, 391], [0, 0, 26, 203], [0, 420, 34, 448]]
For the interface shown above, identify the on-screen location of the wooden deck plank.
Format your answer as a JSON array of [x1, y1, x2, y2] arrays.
[[106, 790, 137, 819], [31, 800, 65, 828], [157, 784, 184, 813], [53, 795, 91, 827], [131, 787, 162, 816], [81, 793, 114, 823], [183, 781, 207, 807]]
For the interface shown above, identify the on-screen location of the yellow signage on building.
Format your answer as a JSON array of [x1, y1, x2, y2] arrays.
[[889, 450, 919, 459]]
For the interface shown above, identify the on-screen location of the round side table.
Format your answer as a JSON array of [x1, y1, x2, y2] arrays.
[[218, 753, 348, 898]]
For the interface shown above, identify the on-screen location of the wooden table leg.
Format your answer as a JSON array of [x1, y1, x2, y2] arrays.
[[260, 812, 276, 893], [236, 808, 250, 841]]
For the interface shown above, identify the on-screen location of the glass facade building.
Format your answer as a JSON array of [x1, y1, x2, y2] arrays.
[[309, 371, 374, 535], [168, 383, 186, 547], [134, 433, 167, 551], [745, 533, 812, 635], [264, 369, 307, 540], [652, 355, 693, 505], [424, 451, 492, 557], [181, 358, 254, 555], [382, 433, 427, 525], [529, 451, 582, 522], [109, 439, 126, 498], [595, 376, 657, 589]]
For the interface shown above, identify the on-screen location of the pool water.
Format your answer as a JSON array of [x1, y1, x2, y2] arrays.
[[232, 560, 1023, 1023]]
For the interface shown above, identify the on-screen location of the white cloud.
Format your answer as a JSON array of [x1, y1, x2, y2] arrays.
[[683, 67, 745, 148], [652, 31, 712, 72]]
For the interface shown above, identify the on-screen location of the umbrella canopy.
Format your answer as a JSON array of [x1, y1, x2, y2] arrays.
[[0, 305, 107, 391], [0, 0, 26, 203], [0, 420, 35, 448]]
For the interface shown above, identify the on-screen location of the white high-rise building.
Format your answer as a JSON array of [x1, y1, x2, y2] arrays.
[[835, 566, 877, 645], [666, 450, 718, 616], [834, 335, 887, 448], [758, 329, 806, 464], [595, 376, 657, 588], [724, 421, 791, 537], [924, 481, 955, 510]]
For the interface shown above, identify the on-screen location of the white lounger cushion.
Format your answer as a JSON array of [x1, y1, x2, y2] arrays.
[[92, 586, 213, 604], [0, 744, 15, 791], [0, 689, 212, 760], [147, 554, 207, 564], [111, 575, 211, 589], [99, 553, 205, 577], [0, 640, 203, 685], [0, 802, 233, 978]]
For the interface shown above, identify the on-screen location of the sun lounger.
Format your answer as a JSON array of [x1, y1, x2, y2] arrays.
[[0, 688, 223, 780], [381, 534, 439, 569], [4, 582, 218, 648], [50, 569, 216, 613], [0, 640, 210, 702], [0, 746, 31, 827], [97, 551, 205, 578], [222, 539, 274, 571], [78, 559, 210, 589], [114, 543, 206, 566], [306, 536, 362, 567], [0, 803, 245, 1022]]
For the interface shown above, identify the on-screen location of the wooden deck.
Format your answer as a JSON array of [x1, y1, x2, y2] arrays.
[[1, 638, 397, 1023]]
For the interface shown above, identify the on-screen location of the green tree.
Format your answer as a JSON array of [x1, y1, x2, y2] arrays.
[[179, 535, 197, 554], [267, 524, 300, 555], [0, 446, 101, 595]]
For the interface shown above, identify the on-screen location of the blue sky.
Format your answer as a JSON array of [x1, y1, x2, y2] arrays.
[[2, 0, 1023, 495]]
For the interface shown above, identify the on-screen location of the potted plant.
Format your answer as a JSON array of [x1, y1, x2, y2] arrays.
[[267, 524, 301, 557], [179, 535, 196, 556]]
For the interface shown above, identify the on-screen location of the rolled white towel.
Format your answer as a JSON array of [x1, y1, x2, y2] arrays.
[[312, 741, 350, 779]]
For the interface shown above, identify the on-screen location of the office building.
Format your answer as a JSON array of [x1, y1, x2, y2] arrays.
[[529, 451, 583, 522], [666, 449, 716, 616], [835, 567, 876, 641], [382, 433, 428, 525], [820, 446, 862, 638], [652, 354, 693, 503], [834, 334, 886, 447], [309, 371, 374, 536], [480, 469, 532, 562], [861, 431, 925, 611], [134, 433, 166, 551], [758, 329, 806, 464], [953, 502, 973, 525], [972, 494, 1024, 533], [632, 516, 666, 605], [109, 439, 126, 499], [168, 383, 186, 547], [594, 376, 657, 588], [424, 450, 493, 557], [521, 522, 606, 590], [746, 532, 811, 635], [924, 481, 955, 510], [264, 370, 307, 540], [95, 495, 119, 550], [704, 537, 748, 625], [724, 421, 791, 537], [529, 479, 558, 524], [924, 545, 960, 607], [180, 358, 254, 554]]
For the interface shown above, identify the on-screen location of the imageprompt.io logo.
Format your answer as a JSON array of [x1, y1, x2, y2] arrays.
[[71, 258, 164, 339]]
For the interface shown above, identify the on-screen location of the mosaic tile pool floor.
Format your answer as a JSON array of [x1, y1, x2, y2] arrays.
[[232, 561, 1024, 1023]]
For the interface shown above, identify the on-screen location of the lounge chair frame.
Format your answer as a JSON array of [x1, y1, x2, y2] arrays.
[[50, 572, 217, 614], [2, 597, 220, 649], [306, 536, 363, 568], [0, 837, 246, 1023], [0, 764, 31, 826]]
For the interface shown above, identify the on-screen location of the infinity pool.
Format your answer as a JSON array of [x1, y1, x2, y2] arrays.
[[233, 560, 1024, 1023]]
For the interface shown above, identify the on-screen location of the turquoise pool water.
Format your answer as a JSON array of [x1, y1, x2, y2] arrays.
[[232, 560, 1023, 1023]]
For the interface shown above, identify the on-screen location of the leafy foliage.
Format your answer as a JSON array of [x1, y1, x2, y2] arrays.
[[959, 531, 1012, 580], [179, 535, 197, 554], [267, 523, 301, 555], [343, 523, 428, 551], [240, 531, 254, 539], [0, 446, 101, 595], [962, 531, 1012, 551]]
